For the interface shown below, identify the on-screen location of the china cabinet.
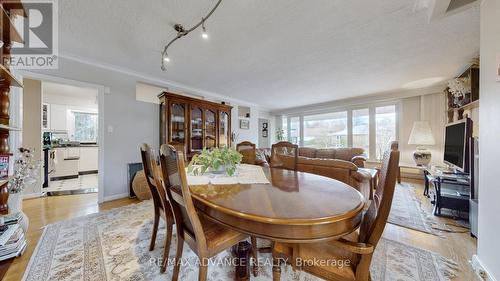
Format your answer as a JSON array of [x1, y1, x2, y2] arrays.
[[159, 92, 232, 159]]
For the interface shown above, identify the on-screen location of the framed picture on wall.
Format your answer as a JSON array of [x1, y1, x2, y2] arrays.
[[262, 122, 268, 137], [240, 119, 250, 130]]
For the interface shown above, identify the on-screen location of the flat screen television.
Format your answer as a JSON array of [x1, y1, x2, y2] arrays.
[[444, 118, 472, 172]]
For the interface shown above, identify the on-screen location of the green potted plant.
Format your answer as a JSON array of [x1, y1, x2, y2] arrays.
[[276, 128, 285, 142], [188, 147, 242, 176]]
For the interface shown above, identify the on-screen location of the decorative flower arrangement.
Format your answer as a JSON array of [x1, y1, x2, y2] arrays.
[[188, 147, 242, 176], [9, 148, 41, 194], [447, 77, 471, 98], [276, 128, 285, 142]]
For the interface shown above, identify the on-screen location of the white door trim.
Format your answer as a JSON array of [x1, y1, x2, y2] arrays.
[[18, 71, 107, 204]]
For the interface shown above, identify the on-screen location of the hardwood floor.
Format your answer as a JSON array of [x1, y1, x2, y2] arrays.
[[3, 179, 477, 281], [382, 179, 478, 281], [2, 194, 139, 281]]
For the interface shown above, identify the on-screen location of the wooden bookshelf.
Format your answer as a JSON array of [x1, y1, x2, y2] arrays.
[[0, 1, 26, 274], [446, 64, 480, 123], [1, 0, 28, 18], [1, 6, 23, 44], [0, 64, 22, 88]]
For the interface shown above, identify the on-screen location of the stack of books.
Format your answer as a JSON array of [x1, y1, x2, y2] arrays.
[[0, 213, 27, 261]]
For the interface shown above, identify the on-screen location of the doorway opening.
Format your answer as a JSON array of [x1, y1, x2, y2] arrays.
[[22, 75, 103, 201], [258, 118, 270, 148]]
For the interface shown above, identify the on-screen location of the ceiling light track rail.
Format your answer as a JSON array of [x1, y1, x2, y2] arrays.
[[161, 0, 223, 71]]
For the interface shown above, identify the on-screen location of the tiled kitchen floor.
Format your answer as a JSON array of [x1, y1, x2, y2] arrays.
[[44, 174, 98, 193]]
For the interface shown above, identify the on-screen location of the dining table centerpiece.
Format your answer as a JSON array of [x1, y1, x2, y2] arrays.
[[188, 147, 242, 176]]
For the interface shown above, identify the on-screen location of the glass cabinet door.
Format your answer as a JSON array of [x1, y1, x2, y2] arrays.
[[190, 106, 203, 152], [170, 103, 185, 144], [205, 109, 216, 149], [219, 111, 229, 148]]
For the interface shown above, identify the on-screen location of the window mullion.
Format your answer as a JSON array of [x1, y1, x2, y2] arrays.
[[369, 107, 376, 161], [347, 110, 353, 147], [299, 115, 304, 147]]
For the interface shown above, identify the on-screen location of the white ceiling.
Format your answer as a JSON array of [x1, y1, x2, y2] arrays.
[[58, 0, 479, 110], [42, 81, 98, 108]]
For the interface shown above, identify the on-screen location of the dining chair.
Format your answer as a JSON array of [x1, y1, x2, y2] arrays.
[[236, 141, 257, 164], [159, 144, 258, 281], [140, 144, 175, 273], [272, 141, 400, 281], [168, 141, 187, 161], [270, 141, 298, 171]]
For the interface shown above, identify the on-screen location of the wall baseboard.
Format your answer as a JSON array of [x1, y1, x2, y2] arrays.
[[471, 255, 497, 281], [103, 192, 129, 202], [22, 193, 44, 200]]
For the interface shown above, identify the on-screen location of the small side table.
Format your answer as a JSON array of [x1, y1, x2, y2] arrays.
[[397, 163, 430, 195]]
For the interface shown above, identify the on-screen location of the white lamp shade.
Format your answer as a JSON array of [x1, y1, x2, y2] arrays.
[[408, 121, 435, 145]]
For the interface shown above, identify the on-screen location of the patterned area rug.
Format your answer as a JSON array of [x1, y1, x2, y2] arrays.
[[388, 183, 442, 236], [23, 201, 459, 281]]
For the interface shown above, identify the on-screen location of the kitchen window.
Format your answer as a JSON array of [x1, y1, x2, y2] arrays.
[[71, 111, 98, 143]]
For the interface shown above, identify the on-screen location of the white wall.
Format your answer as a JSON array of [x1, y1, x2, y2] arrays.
[[25, 57, 159, 201], [399, 93, 447, 165], [477, 0, 500, 279], [231, 107, 274, 145]]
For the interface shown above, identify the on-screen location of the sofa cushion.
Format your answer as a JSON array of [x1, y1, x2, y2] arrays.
[[335, 148, 365, 161], [315, 149, 336, 159], [298, 147, 317, 158]]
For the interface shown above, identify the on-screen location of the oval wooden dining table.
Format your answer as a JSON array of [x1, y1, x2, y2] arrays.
[[189, 167, 365, 243]]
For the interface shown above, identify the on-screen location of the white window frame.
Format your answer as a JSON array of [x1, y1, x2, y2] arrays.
[[282, 101, 400, 161]]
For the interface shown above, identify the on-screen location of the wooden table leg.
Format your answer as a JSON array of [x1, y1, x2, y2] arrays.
[[232, 241, 251, 281]]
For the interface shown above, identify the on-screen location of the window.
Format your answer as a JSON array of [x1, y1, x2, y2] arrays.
[[375, 105, 396, 160], [304, 112, 347, 148], [281, 118, 288, 140], [72, 112, 98, 143], [352, 109, 370, 158], [289, 116, 300, 145], [282, 103, 397, 160]]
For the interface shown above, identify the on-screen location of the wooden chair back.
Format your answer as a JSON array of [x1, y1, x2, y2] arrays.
[[270, 141, 298, 171], [236, 141, 257, 165], [169, 141, 187, 161], [358, 141, 399, 246], [159, 144, 208, 252], [140, 144, 164, 211]]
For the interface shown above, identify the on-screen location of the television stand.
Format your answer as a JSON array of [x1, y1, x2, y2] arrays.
[[425, 166, 470, 217]]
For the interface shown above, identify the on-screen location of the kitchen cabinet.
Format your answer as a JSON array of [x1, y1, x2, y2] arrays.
[[49, 104, 67, 131], [79, 146, 98, 172], [52, 147, 79, 179]]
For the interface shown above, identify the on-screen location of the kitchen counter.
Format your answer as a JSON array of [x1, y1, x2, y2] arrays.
[[49, 144, 99, 148]]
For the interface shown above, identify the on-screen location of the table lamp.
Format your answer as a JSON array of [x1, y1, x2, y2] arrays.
[[408, 121, 435, 166]]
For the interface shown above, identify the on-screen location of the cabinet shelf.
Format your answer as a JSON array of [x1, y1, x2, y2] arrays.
[[159, 92, 233, 159], [0, 64, 22, 88], [1, 1, 28, 18], [1, 6, 23, 44], [0, 124, 21, 131]]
